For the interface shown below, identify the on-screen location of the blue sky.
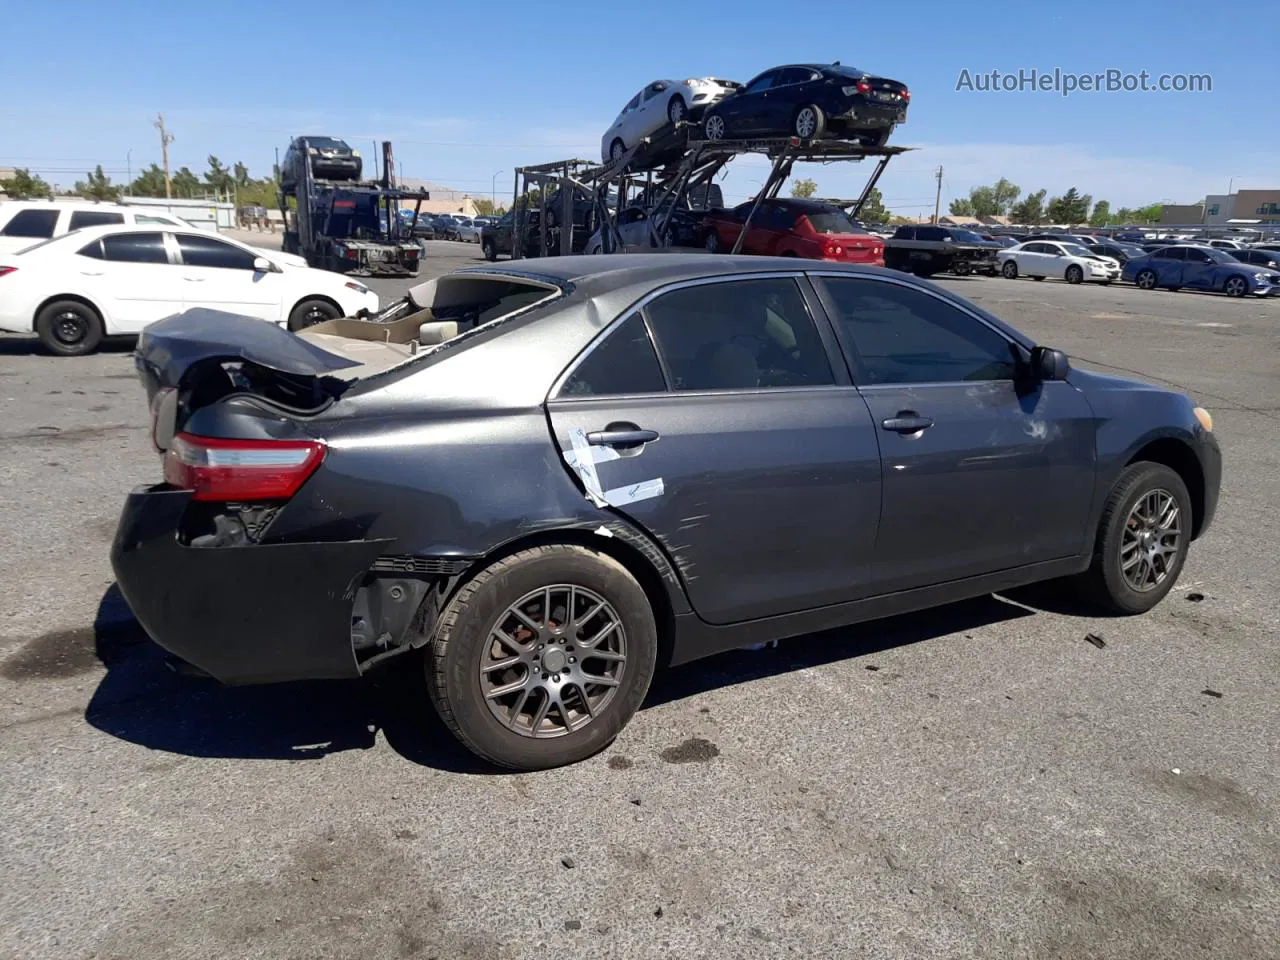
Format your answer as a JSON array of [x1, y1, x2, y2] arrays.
[[1, 1, 1273, 214]]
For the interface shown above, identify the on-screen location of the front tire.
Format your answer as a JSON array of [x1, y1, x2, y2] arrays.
[[35, 299, 104, 356], [704, 231, 722, 253], [667, 95, 687, 124], [482, 238, 497, 261], [1135, 269, 1158, 290], [287, 297, 341, 331], [1001, 260, 1019, 279], [609, 138, 626, 162], [1223, 275, 1249, 298], [794, 104, 826, 139], [704, 112, 725, 141], [1065, 264, 1084, 284], [1077, 463, 1192, 615], [425, 544, 658, 771]]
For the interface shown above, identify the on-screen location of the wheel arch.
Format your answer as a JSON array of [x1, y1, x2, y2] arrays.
[[446, 520, 691, 669], [33, 293, 106, 333], [1125, 437, 1207, 539], [289, 293, 343, 321]]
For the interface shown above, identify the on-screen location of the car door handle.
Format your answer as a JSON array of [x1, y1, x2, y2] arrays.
[[183, 276, 204, 282], [586, 427, 659, 448], [881, 413, 934, 433], [79, 271, 104, 277]]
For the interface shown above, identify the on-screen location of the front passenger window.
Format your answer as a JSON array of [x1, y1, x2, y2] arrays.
[[821, 276, 1017, 385]]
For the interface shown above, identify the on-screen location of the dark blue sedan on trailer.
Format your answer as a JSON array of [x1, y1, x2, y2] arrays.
[[1122, 244, 1280, 297], [701, 63, 909, 146]]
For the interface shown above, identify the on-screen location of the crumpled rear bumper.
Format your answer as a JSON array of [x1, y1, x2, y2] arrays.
[[110, 485, 390, 685]]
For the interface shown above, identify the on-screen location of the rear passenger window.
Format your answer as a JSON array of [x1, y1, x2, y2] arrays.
[[560, 314, 667, 397], [1, 208, 59, 238], [101, 232, 170, 264], [644, 278, 835, 391], [68, 211, 125, 230]]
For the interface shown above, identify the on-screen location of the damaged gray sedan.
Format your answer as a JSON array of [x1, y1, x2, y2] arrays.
[[111, 255, 1221, 770]]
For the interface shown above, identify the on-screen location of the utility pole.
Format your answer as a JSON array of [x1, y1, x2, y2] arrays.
[[126, 149, 132, 196], [933, 165, 943, 224], [154, 114, 174, 198]]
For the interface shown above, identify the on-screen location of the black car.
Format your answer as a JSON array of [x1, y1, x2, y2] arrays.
[[1228, 248, 1280, 270], [480, 209, 543, 260], [111, 256, 1221, 771], [280, 136, 362, 189], [702, 63, 909, 146], [1086, 240, 1149, 265]]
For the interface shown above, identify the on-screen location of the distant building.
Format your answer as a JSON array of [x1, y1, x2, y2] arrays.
[[396, 178, 479, 216], [1158, 203, 1204, 224], [1163, 189, 1280, 226]]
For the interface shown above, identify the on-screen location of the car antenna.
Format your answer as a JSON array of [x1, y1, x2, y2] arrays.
[[833, 60, 840, 66]]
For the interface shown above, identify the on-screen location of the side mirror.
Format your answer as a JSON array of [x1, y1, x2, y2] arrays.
[[1030, 345, 1070, 381], [253, 256, 275, 273]]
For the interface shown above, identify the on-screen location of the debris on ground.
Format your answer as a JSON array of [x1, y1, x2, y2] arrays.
[[865, 664, 881, 671], [1186, 592, 1205, 602], [659, 738, 720, 764], [1201, 688, 1223, 698], [654, 906, 665, 919], [1084, 633, 1106, 649], [564, 920, 582, 931], [560, 856, 576, 869]]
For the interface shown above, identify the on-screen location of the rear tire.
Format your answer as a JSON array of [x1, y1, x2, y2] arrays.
[[35, 299, 104, 356], [1001, 260, 1019, 279], [704, 232, 722, 253], [287, 297, 341, 331], [425, 544, 658, 771], [1075, 462, 1192, 615], [482, 238, 497, 261], [793, 104, 826, 139]]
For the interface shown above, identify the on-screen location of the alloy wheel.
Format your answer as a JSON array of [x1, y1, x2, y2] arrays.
[[1136, 270, 1157, 290], [1119, 489, 1181, 592], [795, 108, 817, 138], [669, 97, 686, 123], [705, 114, 725, 140], [1224, 276, 1247, 297], [479, 584, 627, 738]]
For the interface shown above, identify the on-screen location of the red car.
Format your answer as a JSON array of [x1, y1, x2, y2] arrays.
[[699, 198, 884, 264]]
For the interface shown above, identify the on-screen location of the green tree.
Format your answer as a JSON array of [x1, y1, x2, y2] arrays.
[[73, 165, 119, 202], [949, 196, 974, 216], [129, 163, 168, 197], [0, 167, 53, 200], [1088, 200, 1112, 227], [472, 198, 499, 216], [991, 177, 1021, 215], [1010, 189, 1047, 224], [1135, 203, 1162, 224], [790, 177, 818, 198], [233, 161, 252, 188], [204, 156, 233, 194], [1047, 187, 1089, 224], [171, 167, 201, 198], [967, 186, 999, 218], [858, 187, 890, 224]]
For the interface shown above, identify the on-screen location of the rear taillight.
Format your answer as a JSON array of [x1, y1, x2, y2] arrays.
[[163, 432, 326, 502], [149, 386, 177, 453], [0, 266, 17, 279], [902, 89, 910, 101], [823, 242, 844, 257]]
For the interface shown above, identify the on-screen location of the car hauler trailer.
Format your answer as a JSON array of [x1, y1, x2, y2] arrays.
[[507, 120, 913, 261], [279, 139, 430, 277]]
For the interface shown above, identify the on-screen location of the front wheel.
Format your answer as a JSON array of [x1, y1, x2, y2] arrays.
[[425, 544, 658, 771], [704, 112, 725, 141], [609, 138, 626, 162], [1065, 264, 1084, 284], [35, 299, 104, 356], [288, 297, 341, 331], [1001, 260, 1019, 279], [482, 238, 497, 261], [704, 231, 722, 253], [667, 95, 687, 124], [793, 104, 826, 140], [1135, 269, 1158, 290], [1076, 462, 1192, 614], [1223, 275, 1249, 298]]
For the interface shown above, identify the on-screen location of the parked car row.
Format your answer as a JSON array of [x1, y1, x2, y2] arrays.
[[602, 62, 910, 163]]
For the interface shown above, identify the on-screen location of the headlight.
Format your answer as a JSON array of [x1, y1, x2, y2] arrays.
[[1193, 406, 1213, 432], [1253, 272, 1269, 281], [352, 149, 361, 157]]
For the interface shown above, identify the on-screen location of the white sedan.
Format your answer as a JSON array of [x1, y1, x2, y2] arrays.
[[998, 240, 1121, 284], [0, 225, 378, 355], [601, 78, 740, 163]]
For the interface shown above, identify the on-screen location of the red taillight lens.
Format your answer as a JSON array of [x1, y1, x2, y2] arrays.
[[902, 89, 910, 101], [823, 243, 844, 257], [163, 433, 326, 502], [856, 81, 871, 94], [0, 266, 17, 279]]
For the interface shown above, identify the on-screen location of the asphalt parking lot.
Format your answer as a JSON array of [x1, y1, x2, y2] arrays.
[[1, 257, 1278, 960]]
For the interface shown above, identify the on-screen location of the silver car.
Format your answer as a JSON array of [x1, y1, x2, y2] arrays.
[[455, 217, 481, 242]]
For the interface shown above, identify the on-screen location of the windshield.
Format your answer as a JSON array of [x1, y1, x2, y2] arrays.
[[805, 209, 861, 234], [1061, 243, 1093, 257], [951, 230, 985, 243], [827, 64, 868, 79], [306, 137, 347, 150]]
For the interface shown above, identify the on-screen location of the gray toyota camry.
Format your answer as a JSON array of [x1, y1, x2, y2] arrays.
[[111, 254, 1221, 770]]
